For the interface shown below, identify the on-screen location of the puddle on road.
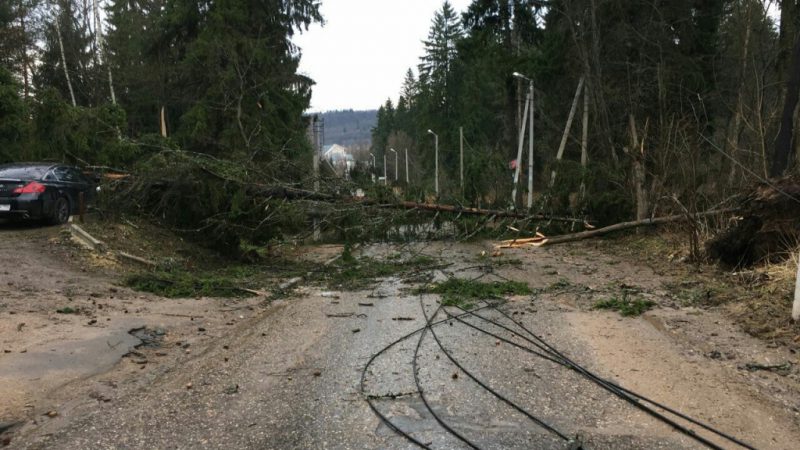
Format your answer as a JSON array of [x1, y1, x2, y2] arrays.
[[0, 320, 147, 420]]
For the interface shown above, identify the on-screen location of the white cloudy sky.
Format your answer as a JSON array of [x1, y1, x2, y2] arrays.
[[294, 0, 473, 112]]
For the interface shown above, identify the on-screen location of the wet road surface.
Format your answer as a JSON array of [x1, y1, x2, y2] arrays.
[[6, 241, 800, 449]]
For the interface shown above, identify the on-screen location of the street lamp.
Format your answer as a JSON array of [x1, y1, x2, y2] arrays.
[[404, 148, 409, 184], [512, 71, 535, 209], [389, 148, 398, 181], [427, 129, 439, 196]]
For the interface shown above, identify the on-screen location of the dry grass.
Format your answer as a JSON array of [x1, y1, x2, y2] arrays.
[[599, 229, 800, 345], [729, 254, 799, 342]]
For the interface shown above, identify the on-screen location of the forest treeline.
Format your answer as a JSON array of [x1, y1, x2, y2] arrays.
[[0, 0, 320, 173], [371, 0, 800, 224], [3, 0, 800, 250]]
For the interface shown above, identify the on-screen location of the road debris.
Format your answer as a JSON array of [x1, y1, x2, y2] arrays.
[[742, 361, 793, 376], [326, 313, 354, 318]]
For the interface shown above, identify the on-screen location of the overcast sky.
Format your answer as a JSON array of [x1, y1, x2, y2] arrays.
[[294, 0, 473, 113]]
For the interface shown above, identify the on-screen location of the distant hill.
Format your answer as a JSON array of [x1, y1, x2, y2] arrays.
[[319, 109, 376, 147]]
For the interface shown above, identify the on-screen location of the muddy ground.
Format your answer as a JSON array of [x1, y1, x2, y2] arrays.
[[1, 221, 799, 449]]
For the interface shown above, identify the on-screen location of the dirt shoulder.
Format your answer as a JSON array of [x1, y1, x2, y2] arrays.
[[0, 222, 268, 439]]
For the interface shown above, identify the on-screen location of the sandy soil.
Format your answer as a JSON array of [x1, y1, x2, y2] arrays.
[[1, 224, 799, 449]]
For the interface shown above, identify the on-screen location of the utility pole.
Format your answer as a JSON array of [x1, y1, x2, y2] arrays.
[[310, 115, 322, 241], [383, 153, 387, 185], [427, 130, 439, 196], [511, 90, 530, 208], [513, 72, 535, 209], [459, 127, 464, 194], [404, 148, 409, 184], [389, 148, 398, 181], [369, 152, 376, 183]]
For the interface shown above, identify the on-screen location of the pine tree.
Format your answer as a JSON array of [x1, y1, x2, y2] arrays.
[[418, 1, 462, 106]]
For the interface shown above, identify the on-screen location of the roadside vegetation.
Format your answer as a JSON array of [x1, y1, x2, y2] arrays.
[[419, 278, 532, 309], [594, 294, 656, 317]]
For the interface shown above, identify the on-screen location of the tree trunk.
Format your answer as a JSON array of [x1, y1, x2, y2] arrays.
[[54, 15, 77, 107], [579, 79, 589, 202], [779, 1, 799, 79], [771, 34, 800, 177], [628, 115, 648, 221], [537, 209, 733, 247], [18, 3, 28, 99], [727, 4, 752, 185], [93, 0, 117, 105]]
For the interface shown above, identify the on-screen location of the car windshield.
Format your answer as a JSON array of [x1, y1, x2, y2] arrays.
[[0, 166, 49, 180]]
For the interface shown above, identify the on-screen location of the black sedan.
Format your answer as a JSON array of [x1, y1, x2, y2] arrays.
[[0, 163, 96, 224]]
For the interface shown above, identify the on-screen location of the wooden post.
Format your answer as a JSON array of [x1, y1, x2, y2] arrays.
[[160, 106, 168, 137], [550, 77, 585, 187], [79, 192, 85, 223]]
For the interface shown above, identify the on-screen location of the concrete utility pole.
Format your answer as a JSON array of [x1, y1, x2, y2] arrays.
[[383, 153, 388, 185], [513, 72, 535, 209], [427, 130, 439, 196], [511, 87, 530, 208], [404, 148, 409, 184], [389, 148, 398, 181], [369, 152, 376, 183], [310, 115, 321, 241]]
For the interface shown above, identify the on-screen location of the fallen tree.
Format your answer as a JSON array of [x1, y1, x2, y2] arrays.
[[496, 209, 735, 248], [707, 177, 800, 267], [103, 150, 591, 256]]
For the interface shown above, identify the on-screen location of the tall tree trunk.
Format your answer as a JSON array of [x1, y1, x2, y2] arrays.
[[727, 4, 752, 185], [93, 0, 116, 104], [54, 15, 77, 107], [579, 79, 589, 202], [628, 115, 648, 221], [771, 35, 800, 177], [779, 1, 799, 79], [18, 2, 28, 99]]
